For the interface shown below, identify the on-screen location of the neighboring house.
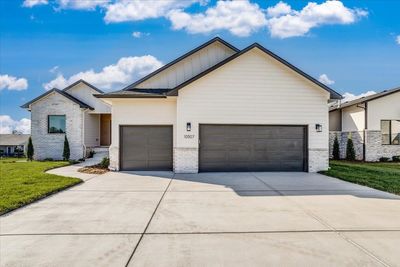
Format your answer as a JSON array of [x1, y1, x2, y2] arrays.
[[94, 37, 341, 173], [21, 80, 111, 160], [329, 87, 400, 161], [0, 134, 30, 156]]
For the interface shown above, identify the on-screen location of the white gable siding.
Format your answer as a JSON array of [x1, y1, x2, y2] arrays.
[[341, 104, 365, 132], [367, 91, 400, 130], [84, 112, 100, 147], [66, 83, 111, 113], [176, 48, 330, 172], [136, 42, 236, 89]]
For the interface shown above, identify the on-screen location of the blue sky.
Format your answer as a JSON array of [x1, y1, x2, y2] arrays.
[[0, 0, 399, 133]]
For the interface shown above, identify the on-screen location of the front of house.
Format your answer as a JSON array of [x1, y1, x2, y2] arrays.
[[329, 87, 400, 161], [23, 38, 341, 172]]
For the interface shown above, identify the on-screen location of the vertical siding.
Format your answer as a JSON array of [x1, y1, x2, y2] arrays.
[[367, 92, 400, 130], [341, 105, 365, 132], [66, 83, 111, 114], [329, 110, 341, 131], [84, 112, 100, 147]]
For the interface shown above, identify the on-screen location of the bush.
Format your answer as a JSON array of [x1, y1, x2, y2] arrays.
[[27, 137, 34, 161], [99, 157, 110, 169], [63, 136, 70, 161], [393, 156, 400, 162], [332, 135, 340, 160], [44, 158, 54, 161], [87, 150, 95, 158], [379, 157, 390, 162], [346, 136, 356, 161], [69, 160, 79, 164]]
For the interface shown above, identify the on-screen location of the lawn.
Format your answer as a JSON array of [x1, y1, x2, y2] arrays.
[[322, 160, 400, 195], [0, 158, 82, 215]]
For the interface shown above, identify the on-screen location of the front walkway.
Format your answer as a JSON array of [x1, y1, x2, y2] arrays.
[[1, 170, 399, 266]]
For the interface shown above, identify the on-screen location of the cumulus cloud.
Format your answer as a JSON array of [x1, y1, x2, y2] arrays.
[[168, 0, 266, 37], [342, 91, 376, 103], [0, 115, 31, 134], [318, 74, 335, 85], [266, 1, 368, 38], [43, 55, 163, 91], [105, 0, 200, 23], [56, 0, 110, 10], [0, 75, 28, 91], [22, 0, 48, 8]]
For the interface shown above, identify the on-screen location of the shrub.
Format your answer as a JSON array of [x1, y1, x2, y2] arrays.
[[27, 137, 34, 161], [332, 135, 340, 160], [379, 157, 390, 162], [393, 156, 400, 162], [63, 136, 70, 161], [99, 157, 110, 169], [346, 136, 356, 161], [44, 158, 54, 161], [88, 150, 95, 158], [69, 160, 79, 164]]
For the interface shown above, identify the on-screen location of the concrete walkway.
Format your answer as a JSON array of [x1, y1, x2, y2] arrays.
[[1, 170, 400, 266]]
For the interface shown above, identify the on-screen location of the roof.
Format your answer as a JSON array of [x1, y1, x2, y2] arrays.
[[63, 79, 104, 94], [0, 134, 30, 146], [21, 88, 94, 110], [95, 88, 172, 98], [122, 37, 239, 90], [330, 86, 400, 111], [167, 43, 342, 99]]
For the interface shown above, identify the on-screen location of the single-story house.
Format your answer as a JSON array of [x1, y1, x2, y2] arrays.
[[329, 87, 400, 161], [21, 80, 111, 160], [22, 37, 341, 172], [0, 134, 30, 157]]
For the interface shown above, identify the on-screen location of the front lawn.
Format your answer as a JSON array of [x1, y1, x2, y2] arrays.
[[0, 158, 82, 215], [321, 160, 400, 195]]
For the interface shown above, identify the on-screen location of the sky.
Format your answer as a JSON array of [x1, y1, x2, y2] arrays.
[[0, 0, 399, 134]]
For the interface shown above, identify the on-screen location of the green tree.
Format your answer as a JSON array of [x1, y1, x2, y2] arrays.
[[332, 135, 340, 160], [346, 135, 356, 161], [63, 136, 70, 161], [27, 137, 34, 161]]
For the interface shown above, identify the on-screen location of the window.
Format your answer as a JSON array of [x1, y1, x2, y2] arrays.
[[48, 115, 66, 133], [381, 120, 400, 145]]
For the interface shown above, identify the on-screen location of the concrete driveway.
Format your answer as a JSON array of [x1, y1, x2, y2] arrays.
[[1, 171, 400, 267]]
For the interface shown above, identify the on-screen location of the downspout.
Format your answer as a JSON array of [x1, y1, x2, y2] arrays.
[[82, 109, 86, 158], [363, 102, 368, 161]]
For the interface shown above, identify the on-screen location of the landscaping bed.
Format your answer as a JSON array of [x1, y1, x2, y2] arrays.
[[321, 160, 400, 195]]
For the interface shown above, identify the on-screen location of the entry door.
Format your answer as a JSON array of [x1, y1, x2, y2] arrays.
[[120, 126, 173, 171], [100, 114, 111, 146], [199, 125, 307, 172]]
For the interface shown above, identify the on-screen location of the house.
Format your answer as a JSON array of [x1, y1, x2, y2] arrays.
[[329, 87, 400, 161], [93, 37, 341, 173], [0, 134, 30, 157], [21, 80, 111, 160]]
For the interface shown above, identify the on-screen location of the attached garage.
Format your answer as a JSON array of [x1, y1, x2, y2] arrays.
[[120, 126, 173, 171], [199, 125, 307, 172]]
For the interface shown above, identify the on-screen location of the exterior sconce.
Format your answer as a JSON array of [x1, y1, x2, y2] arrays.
[[186, 122, 191, 132], [316, 124, 322, 132]]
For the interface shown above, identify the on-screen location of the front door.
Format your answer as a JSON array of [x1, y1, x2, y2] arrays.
[[100, 114, 111, 146]]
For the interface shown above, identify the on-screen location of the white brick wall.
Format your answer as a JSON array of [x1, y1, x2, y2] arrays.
[[309, 149, 329, 172], [30, 92, 84, 160], [174, 148, 198, 173], [365, 130, 400, 161]]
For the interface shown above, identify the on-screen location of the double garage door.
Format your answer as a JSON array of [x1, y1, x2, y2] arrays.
[[120, 125, 307, 172]]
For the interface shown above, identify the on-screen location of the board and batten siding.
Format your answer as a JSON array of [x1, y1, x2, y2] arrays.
[[136, 42, 236, 89], [341, 104, 365, 132], [367, 91, 400, 130], [66, 83, 111, 114], [176, 48, 330, 172]]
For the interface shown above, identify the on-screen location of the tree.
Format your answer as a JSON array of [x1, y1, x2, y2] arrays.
[[346, 135, 356, 161], [27, 137, 34, 161], [63, 136, 70, 161], [332, 135, 340, 160]]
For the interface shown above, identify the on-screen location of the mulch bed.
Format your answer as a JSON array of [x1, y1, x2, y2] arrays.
[[78, 165, 109, 174]]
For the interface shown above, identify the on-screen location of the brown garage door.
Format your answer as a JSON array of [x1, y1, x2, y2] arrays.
[[199, 125, 307, 172], [120, 126, 173, 171]]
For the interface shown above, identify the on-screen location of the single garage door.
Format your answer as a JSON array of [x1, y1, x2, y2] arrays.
[[199, 125, 307, 172], [120, 126, 173, 171]]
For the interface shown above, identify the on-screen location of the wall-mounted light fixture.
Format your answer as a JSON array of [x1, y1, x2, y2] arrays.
[[186, 122, 191, 132], [316, 124, 322, 132]]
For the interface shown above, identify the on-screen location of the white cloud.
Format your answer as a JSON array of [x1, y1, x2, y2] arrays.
[[0, 75, 28, 91], [0, 115, 31, 134], [342, 91, 376, 103], [22, 0, 48, 8], [49, 66, 59, 73], [43, 55, 163, 91], [318, 74, 335, 85], [267, 1, 291, 17], [105, 0, 200, 23], [132, 31, 149, 38], [168, 0, 267, 37], [396, 35, 400, 45], [266, 1, 368, 38], [56, 0, 110, 10]]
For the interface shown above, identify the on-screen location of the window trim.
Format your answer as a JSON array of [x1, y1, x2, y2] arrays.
[[381, 119, 400, 145], [48, 115, 66, 134]]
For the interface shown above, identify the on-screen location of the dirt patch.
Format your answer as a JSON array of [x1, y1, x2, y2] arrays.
[[78, 165, 109, 174]]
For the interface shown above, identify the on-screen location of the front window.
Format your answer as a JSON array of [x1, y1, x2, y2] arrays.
[[48, 115, 66, 133], [381, 120, 400, 145]]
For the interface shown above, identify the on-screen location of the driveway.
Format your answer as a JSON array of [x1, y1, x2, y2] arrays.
[[1, 171, 400, 266]]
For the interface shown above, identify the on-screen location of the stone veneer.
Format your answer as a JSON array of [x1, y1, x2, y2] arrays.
[[173, 147, 198, 173], [308, 148, 329, 172], [30, 92, 84, 160], [329, 131, 364, 160], [365, 130, 400, 161]]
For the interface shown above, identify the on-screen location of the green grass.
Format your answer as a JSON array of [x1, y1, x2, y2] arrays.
[[0, 158, 82, 215], [321, 160, 400, 195]]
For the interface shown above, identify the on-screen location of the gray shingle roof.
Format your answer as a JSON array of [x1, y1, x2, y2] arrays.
[[95, 88, 172, 98], [0, 134, 30, 146]]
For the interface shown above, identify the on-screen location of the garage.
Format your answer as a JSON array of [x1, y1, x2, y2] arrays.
[[120, 126, 173, 171], [199, 125, 307, 172]]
